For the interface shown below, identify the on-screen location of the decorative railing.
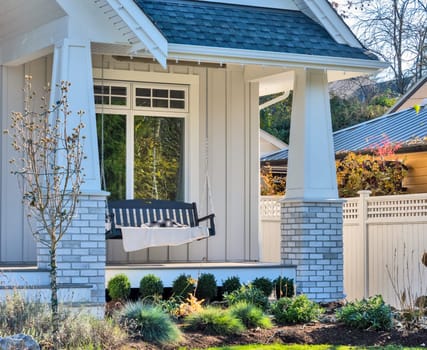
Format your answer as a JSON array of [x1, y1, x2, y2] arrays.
[[260, 192, 427, 223], [259, 195, 282, 219]]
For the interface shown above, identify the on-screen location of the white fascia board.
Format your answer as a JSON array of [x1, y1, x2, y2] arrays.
[[169, 44, 389, 74], [299, 0, 362, 47], [0, 16, 68, 66], [260, 129, 288, 149], [105, 0, 168, 68]]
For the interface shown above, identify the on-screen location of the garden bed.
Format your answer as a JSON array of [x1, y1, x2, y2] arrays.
[[122, 322, 427, 349]]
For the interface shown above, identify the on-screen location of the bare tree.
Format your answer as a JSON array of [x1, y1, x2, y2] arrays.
[[4, 76, 85, 342], [331, 0, 427, 93]]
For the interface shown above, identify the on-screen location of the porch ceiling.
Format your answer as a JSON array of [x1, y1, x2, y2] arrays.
[[0, 0, 65, 42]]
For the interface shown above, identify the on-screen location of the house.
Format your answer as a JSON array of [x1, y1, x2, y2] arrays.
[[388, 75, 427, 113], [260, 129, 288, 156], [261, 102, 427, 193], [0, 0, 386, 309]]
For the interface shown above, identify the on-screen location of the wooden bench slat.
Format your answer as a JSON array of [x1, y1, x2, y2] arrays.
[[106, 199, 215, 240]]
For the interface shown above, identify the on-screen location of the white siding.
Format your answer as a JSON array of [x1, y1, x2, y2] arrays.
[[0, 56, 51, 264], [92, 56, 261, 264]]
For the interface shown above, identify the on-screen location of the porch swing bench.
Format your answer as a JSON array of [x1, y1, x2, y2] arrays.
[[105, 199, 215, 251]]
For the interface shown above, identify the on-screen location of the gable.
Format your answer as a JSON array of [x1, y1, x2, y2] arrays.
[[134, 0, 376, 61]]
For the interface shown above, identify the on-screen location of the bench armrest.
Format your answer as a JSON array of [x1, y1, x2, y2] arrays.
[[198, 213, 216, 236]]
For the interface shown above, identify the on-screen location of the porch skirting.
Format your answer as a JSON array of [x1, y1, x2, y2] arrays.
[[281, 199, 345, 302]]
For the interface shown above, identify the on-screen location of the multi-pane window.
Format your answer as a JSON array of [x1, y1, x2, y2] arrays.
[[134, 85, 187, 111], [95, 81, 188, 201], [94, 84, 128, 107]]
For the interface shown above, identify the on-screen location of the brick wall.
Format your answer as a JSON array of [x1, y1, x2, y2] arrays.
[[37, 192, 107, 304], [281, 200, 344, 301]]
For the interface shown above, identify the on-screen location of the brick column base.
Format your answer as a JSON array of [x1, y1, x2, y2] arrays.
[[281, 200, 345, 301], [37, 191, 108, 305]]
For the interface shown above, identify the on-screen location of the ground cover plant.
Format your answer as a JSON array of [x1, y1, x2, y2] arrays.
[[270, 295, 323, 325], [336, 295, 393, 331]]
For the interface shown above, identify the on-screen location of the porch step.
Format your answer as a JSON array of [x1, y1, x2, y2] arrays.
[[0, 283, 93, 304], [0, 267, 50, 286]]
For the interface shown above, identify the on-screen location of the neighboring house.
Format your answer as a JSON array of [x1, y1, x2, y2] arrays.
[[388, 75, 427, 113], [0, 0, 386, 309], [261, 104, 427, 193], [260, 129, 288, 156]]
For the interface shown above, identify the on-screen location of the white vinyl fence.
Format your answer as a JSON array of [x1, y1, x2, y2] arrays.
[[260, 192, 427, 308]]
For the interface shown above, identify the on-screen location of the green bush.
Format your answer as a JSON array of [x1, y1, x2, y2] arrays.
[[196, 273, 217, 302], [229, 301, 273, 329], [274, 276, 295, 299], [119, 301, 182, 344], [271, 295, 323, 325], [252, 277, 273, 297], [108, 273, 131, 301], [222, 276, 241, 294], [139, 274, 164, 300], [185, 306, 244, 335], [336, 295, 392, 330], [172, 273, 195, 299], [224, 284, 269, 311]]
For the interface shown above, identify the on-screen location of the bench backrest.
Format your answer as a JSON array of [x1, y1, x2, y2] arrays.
[[108, 199, 199, 228]]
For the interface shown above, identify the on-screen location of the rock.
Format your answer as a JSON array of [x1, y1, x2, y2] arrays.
[[0, 334, 40, 350]]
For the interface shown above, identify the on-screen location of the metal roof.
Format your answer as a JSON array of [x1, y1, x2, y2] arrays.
[[261, 106, 427, 162], [134, 0, 376, 61]]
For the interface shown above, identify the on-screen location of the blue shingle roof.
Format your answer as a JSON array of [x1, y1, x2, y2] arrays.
[[261, 106, 427, 162], [134, 0, 376, 61]]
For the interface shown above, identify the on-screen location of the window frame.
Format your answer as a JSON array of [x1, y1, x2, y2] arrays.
[[93, 70, 199, 203]]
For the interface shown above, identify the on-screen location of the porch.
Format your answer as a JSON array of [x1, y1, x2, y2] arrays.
[[0, 0, 387, 308], [0, 262, 295, 302]]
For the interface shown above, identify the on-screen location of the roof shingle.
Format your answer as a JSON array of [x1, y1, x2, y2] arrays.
[[134, 0, 376, 61]]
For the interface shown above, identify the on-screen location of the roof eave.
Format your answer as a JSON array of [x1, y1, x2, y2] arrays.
[[103, 0, 168, 68], [168, 44, 389, 73]]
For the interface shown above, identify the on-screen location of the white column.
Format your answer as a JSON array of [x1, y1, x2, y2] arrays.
[[286, 68, 337, 200], [50, 38, 100, 191]]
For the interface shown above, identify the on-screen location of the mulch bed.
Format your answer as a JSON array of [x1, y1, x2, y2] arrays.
[[113, 301, 427, 349], [123, 323, 427, 349]]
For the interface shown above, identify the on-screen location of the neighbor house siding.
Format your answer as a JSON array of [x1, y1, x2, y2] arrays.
[[0, 56, 52, 264], [93, 56, 260, 264], [398, 151, 427, 193]]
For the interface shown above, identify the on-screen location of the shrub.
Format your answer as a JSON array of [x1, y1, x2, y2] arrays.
[[119, 301, 182, 344], [336, 295, 392, 331], [271, 295, 323, 325], [274, 276, 295, 299], [185, 307, 244, 335], [139, 274, 164, 300], [108, 273, 131, 301], [229, 301, 273, 329], [252, 277, 273, 297], [0, 292, 127, 349], [177, 294, 205, 318], [196, 273, 217, 302], [172, 273, 195, 299], [224, 284, 269, 311], [222, 276, 241, 294], [0, 292, 51, 337]]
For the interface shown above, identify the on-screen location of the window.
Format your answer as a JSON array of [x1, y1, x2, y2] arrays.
[[94, 83, 129, 107], [134, 84, 188, 111], [95, 81, 188, 201]]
